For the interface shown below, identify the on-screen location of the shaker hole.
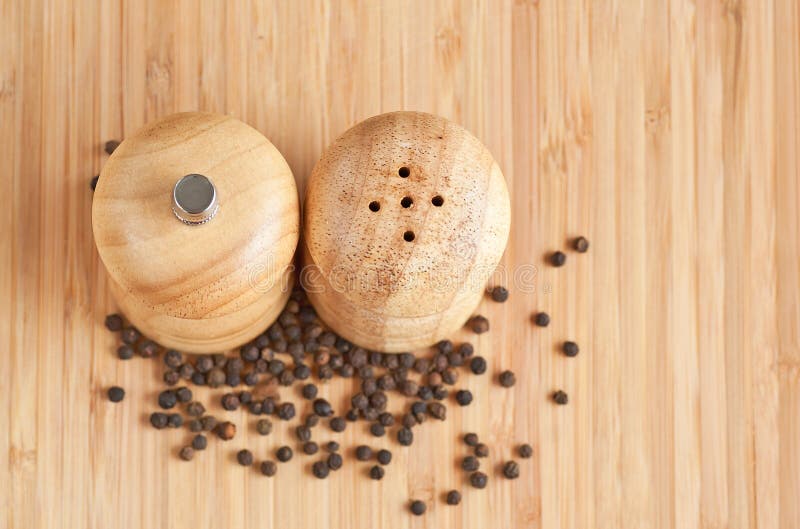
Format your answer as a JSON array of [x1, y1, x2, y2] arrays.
[[431, 195, 444, 207], [369, 201, 381, 212], [398, 167, 410, 178], [403, 231, 415, 242], [401, 196, 413, 208]]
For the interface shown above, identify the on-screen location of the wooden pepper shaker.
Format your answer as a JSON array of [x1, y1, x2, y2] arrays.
[[302, 111, 510, 352], [92, 112, 299, 353]]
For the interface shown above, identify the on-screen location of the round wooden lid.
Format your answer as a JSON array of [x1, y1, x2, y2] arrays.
[[93, 112, 299, 320]]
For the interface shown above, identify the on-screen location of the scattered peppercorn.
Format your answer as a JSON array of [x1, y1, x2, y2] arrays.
[[464, 433, 479, 447], [446, 490, 462, 505], [179, 446, 194, 461], [327, 452, 343, 470], [470, 356, 487, 375], [167, 414, 183, 428], [192, 435, 207, 450], [356, 445, 373, 461], [503, 461, 520, 479], [163, 370, 180, 386], [312, 460, 330, 478], [499, 370, 516, 387], [188, 419, 203, 432], [260, 460, 277, 476], [175, 387, 192, 403], [277, 402, 296, 420], [370, 423, 385, 437], [553, 390, 569, 405], [369, 465, 385, 480], [237, 449, 254, 466], [256, 419, 272, 435], [474, 443, 489, 458], [397, 427, 413, 446], [117, 344, 134, 360], [157, 390, 176, 409], [313, 398, 333, 417], [302, 383, 318, 400], [104, 314, 123, 331], [377, 449, 392, 465], [201, 416, 218, 431], [489, 285, 509, 302], [296, 425, 312, 442], [163, 349, 182, 368], [90, 175, 99, 191], [468, 315, 490, 334], [518, 444, 533, 458], [216, 421, 236, 440], [303, 442, 319, 455], [563, 341, 579, 357], [428, 402, 446, 420], [326, 441, 340, 452], [107, 386, 125, 402], [410, 500, 426, 516], [462, 455, 480, 472], [533, 312, 550, 327], [105, 140, 120, 154], [120, 327, 140, 345], [455, 390, 473, 406], [550, 251, 566, 267], [470, 471, 488, 489], [573, 236, 590, 253], [330, 417, 346, 432], [276, 446, 293, 462]]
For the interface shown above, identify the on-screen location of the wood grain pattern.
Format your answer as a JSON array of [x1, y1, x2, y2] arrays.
[[93, 112, 299, 352], [303, 111, 510, 352], [1, 1, 798, 528]]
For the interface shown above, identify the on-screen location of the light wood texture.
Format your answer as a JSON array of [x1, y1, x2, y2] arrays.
[[93, 112, 299, 352], [303, 111, 510, 352], [1, 1, 799, 529]]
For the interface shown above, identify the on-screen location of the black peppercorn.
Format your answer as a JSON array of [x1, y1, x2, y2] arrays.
[[216, 421, 236, 440], [462, 455, 480, 472], [278, 370, 295, 386], [120, 327, 140, 344], [302, 384, 318, 400], [573, 236, 590, 252], [377, 449, 392, 465], [249, 401, 263, 415], [413, 358, 430, 374], [117, 344, 134, 360], [402, 414, 416, 429], [428, 402, 446, 420], [369, 465, 384, 480], [191, 434, 207, 450], [474, 443, 489, 458], [326, 441, 340, 452], [351, 393, 369, 410], [137, 340, 158, 358], [262, 397, 276, 415], [553, 390, 569, 405], [455, 390, 473, 406], [433, 385, 448, 400], [221, 393, 240, 411], [363, 407, 379, 422], [163, 370, 180, 386], [446, 490, 461, 505], [468, 315, 490, 334], [276, 446, 293, 462], [179, 446, 194, 461], [104, 139, 120, 154], [441, 368, 458, 385], [563, 341, 579, 357], [489, 285, 509, 302], [499, 370, 516, 387], [207, 368, 226, 388], [410, 500, 426, 516], [237, 449, 254, 466], [305, 414, 320, 428], [470, 471, 488, 489], [370, 423, 385, 437], [238, 391, 252, 405], [277, 402, 296, 420], [378, 412, 395, 427], [260, 460, 277, 476], [330, 417, 346, 432], [294, 364, 311, 380], [464, 433, 479, 446], [167, 413, 183, 428], [296, 425, 312, 442], [191, 372, 206, 386], [158, 390, 177, 409], [401, 380, 419, 397], [518, 443, 533, 458], [533, 312, 550, 327], [550, 251, 566, 266], [200, 416, 218, 431], [417, 386, 434, 401], [303, 441, 319, 455], [503, 460, 520, 479], [355, 445, 373, 461], [470, 356, 487, 375], [225, 372, 241, 387], [104, 314, 123, 331], [90, 174, 99, 190], [175, 387, 192, 403], [313, 398, 333, 417], [256, 419, 272, 435], [346, 409, 359, 421], [163, 349, 182, 368], [327, 452, 343, 470], [107, 386, 125, 402], [186, 401, 205, 417], [397, 427, 413, 446], [240, 345, 259, 362], [312, 460, 330, 478], [188, 419, 203, 432], [243, 371, 259, 386]]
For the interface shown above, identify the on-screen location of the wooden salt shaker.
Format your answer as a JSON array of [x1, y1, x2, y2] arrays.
[[92, 112, 299, 353], [303, 111, 510, 352]]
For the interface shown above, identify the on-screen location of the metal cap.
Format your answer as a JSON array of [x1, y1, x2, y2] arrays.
[[172, 174, 219, 225]]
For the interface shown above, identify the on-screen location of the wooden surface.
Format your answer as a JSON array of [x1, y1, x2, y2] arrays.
[[1, 1, 799, 528], [303, 111, 510, 352], [93, 112, 299, 352]]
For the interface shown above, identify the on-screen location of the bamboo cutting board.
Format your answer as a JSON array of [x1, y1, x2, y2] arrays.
[[1, 1, 799, 529]]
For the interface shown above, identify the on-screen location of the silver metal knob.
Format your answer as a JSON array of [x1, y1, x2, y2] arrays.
[[172, 174, 219, 225]]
